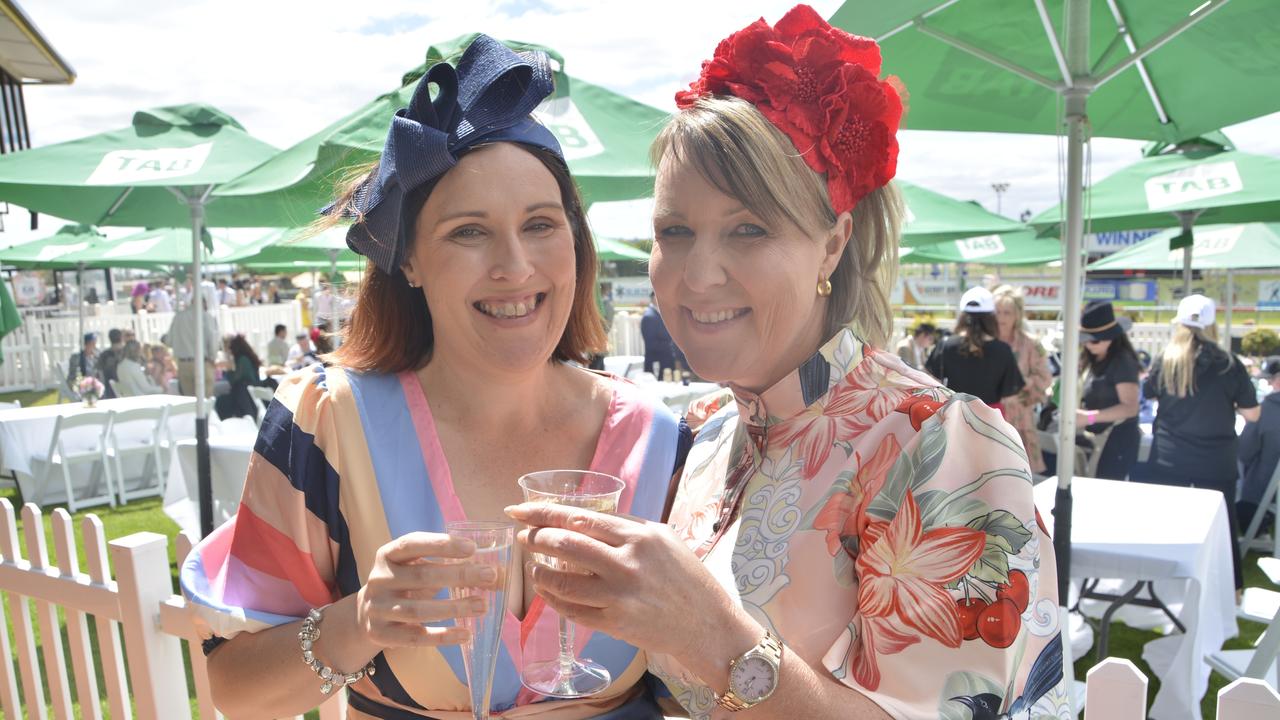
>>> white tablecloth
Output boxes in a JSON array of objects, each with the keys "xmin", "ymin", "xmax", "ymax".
[
  {"xmin": 162, "ymin": 431, "xmax": 257, "ymax": 537},
  {"xmin": 639, "ymin": 381, "xmax": 723, "ymax": 416},
  {"xmin": 1035, "ymin": 476, "xmax": 1238, "ymax": 720},
  {"xmin": 0, "ymin": 396, "xmax": 197, "ymax": 504}
]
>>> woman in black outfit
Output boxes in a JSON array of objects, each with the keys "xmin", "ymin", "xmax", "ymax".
[
  {"xmin": 1077, "ymin": 300, "xmax": 1141, "ymax": 480},
  {"xmin": 1144, "ymin": 294, "xmax": 1260, "ymax": 590},
  {"xmin": 926, "ymin": 286, "xmax": 1025, "ymax": 411}
]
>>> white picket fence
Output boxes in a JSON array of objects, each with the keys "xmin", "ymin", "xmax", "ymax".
[
  {"xmin": 0, "ymin": 302, "xmax": 305, "ymax": 394},
  {"xmin": 0, "ymin": 499, "xmax": 1276, "ymax": 719}
]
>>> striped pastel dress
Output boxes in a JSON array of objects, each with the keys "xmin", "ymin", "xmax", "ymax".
[{"xmin": 181, "ymin": 365, "xmax": 687, "ymax": 720}]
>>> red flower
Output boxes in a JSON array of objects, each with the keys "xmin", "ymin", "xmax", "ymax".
[
  {"xmin": 675, "ymin": 4, "xmax": 903, "ymax": 213},
  {"xmin": 895, "ymin": 394, "xmax": 945, "ymax": 432},
  {"xmin": 812, "ymin": 433, "xmax": 902, "ymax": 556},
  {"xmin": 856, "ymin": 490, "xmax": 987, "ymax": 648}
]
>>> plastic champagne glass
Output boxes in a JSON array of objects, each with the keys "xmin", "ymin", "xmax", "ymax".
[
  {"xmin": 446, "ymin": 521, "xmax": 515, "ymax": 720},
  {"xmin": 517, "ymin": 470, "xmax": 625, "ymax": 698}
]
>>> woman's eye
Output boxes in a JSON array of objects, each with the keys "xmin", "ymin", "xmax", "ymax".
[
  {"xmin": 525, "ymin": 220, "xmax": 556, "ymax": 234},
  {"xmin": 449, "ymin": 226, "xmax": 485, "ymax": 240},
  {"xmin": 731, "ymin": 223, "xmax": 768, "ymax": 238},
  {"xmin": 656, "ymin": 225, "xmax": 694, "ymax": 240}
]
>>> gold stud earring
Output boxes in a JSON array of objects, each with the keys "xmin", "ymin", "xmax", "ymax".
[{"xmin": 817, "ymin": 277, "xmax": 833, "ymax": 297}]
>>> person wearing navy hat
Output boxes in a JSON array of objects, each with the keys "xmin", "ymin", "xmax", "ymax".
[
  {"xmin": 183, "ymin": 35, "xmax": 686, "ymax": 720},
  {"xmin": 1144, "ymin": 295, "xmax": 1260, "ymax": 591},
  {"xmin": 1075, "ymin": 300, "xmax": 1143, "ymax": 481}
]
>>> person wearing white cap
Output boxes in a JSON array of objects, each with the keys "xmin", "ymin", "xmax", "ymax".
[
  {"xmin": 925, "ymin": 287, "xmax": 1025, "ymax": 410},
  {"xmin": 1143, "ymin": 294, "xmax": 1260, "ymax": 592}
]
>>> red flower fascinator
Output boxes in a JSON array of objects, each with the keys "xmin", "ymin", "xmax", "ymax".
[{"xmin": 676, "ymin": 4, "xmax": 904, "ymax": 214}]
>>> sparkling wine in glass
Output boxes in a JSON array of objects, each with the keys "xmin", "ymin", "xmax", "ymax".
[
  {"xmin": 446, "ymin": 521, "xmax": 515, "ymax": 720},
  {"xmin": 517, "ymin": 470, "xmax": 625, "ymax": 698}
]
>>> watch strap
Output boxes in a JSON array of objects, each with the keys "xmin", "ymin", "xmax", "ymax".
[{"xmin": 714, "ymin": 630, "xmax": 783, "ymax": 712}]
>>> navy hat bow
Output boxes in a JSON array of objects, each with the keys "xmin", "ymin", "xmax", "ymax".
[{"xmin": 337, "ymin": 34, "xmax": 562, "ymax": 273}]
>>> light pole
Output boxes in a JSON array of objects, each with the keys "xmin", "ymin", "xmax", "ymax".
[{"xmin": 991, "ymin": 182, "xmax": 1010, "ymax": 215}]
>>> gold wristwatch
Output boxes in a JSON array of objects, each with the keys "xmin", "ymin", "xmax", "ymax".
[{"xmin": 714, "ymin": 630, "xmax": 783, "ymax": 711}]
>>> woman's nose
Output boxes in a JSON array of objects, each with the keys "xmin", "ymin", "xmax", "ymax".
[
  {"xmin": 490, "ymin": 231, "xmax": 535, "ymax": 282},
  {"xmin": 681, "ymin": 237, "xmax": 728, "ymax": 293}
]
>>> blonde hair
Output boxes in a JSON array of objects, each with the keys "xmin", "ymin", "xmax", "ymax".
[
  {"xmin": 1159, "ymin": 324, "xmax": 1214, "ymax": 398},
  {"xmin": 651, "ymin": 95, "xmax": 901, "ymax": 347},
  {"xmin": 993, "ymin": 284, "xmax": 1027, "ymax": 337}
]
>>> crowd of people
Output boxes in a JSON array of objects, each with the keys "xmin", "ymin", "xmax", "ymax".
[{"xmin": 62, "ymin": 311, "xmax": 333, "ymax": 422}]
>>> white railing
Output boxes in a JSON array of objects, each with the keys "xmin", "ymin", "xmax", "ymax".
[
  {"xmin": 0, "ymin": 303, "xmax": 303, "ymax": 394},
  {"xmin": 0, "ymin": 498, "xmax": 1276, "ymax": 719},
  {"xmin": 0, "ymin": 499, "xmax": 345, "ymax": 720}
]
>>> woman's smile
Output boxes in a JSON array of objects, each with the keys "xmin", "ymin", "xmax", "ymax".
[{"xmin": 473, "ymin": 292, "xmax": 548, "ymax": 322}]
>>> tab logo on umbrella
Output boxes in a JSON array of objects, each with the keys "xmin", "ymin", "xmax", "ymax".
[
  {"xmin": 533, "ymin": 98, "xmax": 603, "ymax": 161},
  {"xmin": 86, "ymin": 142, "xmax": 213, "ymax": 185},
  {"xmin": 35, "ymin": 242, "xmax": 90, "ymax": 262},
  {"xmin": 1144, "ymin": 160, "xmax": 1242, "ymax": 211},
  {"xmin": 1163, "ymin": 224, "xmax": 1243, "ymax": 261},
  {"xmin": 954, "ymin": 234, "xmax": 1007, "ymax": 261}
]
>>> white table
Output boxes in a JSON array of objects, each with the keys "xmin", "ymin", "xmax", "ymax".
[
  {"xmin": 0, "ymin": 395, "xmax": 196, "ymax": 504},
  {"xmin": 162, "ymin": 431, "xmax": 256, "ymax": 537},
  {"xmin": 1035, "ymin": 476, "xmax": 1238, "ymax": 720},
  {"xmin": 640, "ymin": 381, "xmax": 723, "ymax": 416}
]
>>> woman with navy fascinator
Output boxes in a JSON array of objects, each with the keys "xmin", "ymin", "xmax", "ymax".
[{"xmin": 181, "ymin": 35, "xmax": 685, "ymax": 720}]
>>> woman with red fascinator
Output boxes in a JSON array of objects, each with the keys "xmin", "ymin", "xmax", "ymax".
[{"xmin": 511, "ymin": 6, "xmax": 1069, "ymax": 719}]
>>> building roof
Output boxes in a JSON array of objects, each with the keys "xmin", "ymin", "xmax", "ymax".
[{"xmin": 0, "ymin": 1, "xmax": 73, "ymax": 84}]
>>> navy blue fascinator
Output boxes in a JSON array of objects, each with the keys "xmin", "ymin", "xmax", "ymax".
[{"xmin": 337, "ymin": 34, "xmax": 563, "ymax": 274}]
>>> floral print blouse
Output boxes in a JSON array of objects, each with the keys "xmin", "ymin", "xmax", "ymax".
[{"xmin": 648, "ymin": 326, "xmax": 1069, "ymax": 719}]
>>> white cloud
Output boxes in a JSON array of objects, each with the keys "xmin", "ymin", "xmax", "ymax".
[{"xmin": 9, "ymin": 0, "xmax": 1280, "ymax": 245}]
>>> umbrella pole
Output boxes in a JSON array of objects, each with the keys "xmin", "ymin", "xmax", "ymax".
[
  {"xmin": 1225, "ymin": 268, "xmax": 1234, "ymax": 351},
  {"xmin": 1053, "ymin": 0, "xmax": 1091, "ymax": 604},
  {"xmin": 184, "ymin": 187, "xmax": 215, "ymax": 538},
  {"xmin": 76, "ymin": 262, "xmax": 85, "ymax": 349}
]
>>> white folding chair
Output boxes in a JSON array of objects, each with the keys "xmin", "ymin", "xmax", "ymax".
[
  {"xmin": 1207, "ymin": 600, "xmax": 1280, "ymax": 691},
  {"xmin": 29, "ymin": 410, "xmax": 115, "ymax": 513},
  {"xmin": 107, "ymin": 406, "xmax": 169, "ymax": 504},
  {"xmin": 248, "ymin": 384, "xmax": 275, "ymax": 425},
  {"xmin": 1241, "ymin": 460, "xmax": 1280, "ymax": 561},
  {"xmin": 52, "ymin": 359, "xmax": 80, "ymax": 403}
]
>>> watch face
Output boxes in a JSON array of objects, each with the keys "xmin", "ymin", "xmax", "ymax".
[{"xmin": 730, "ymin": 655, "xmax": 778, "ymax": 702}]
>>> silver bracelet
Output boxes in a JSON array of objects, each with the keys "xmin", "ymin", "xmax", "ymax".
[{"xmin": 298, "ymin": 607, "xmax": 377, "ymax": 695}]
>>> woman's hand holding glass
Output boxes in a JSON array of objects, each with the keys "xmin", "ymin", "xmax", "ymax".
[
  {"xmin": 355, "ymin": 532, "xmax": 501, "ymax": 650},
  {"xmin": 506, "ymin": 503, "xmax": 758, "ymax": 679}
]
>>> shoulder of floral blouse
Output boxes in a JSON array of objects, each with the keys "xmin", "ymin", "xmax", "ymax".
[{"xmin": 684, "ymin": 387, "xmax": 736, "ymax": 433}]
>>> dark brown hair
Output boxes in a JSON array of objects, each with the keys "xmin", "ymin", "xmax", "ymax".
[
  {"xmin": 325, "ymin": 143, "xmax": 606, "ymax": 374},
  {"xmin": 1080, "ymin": 332, "xmax": 1138, "ymax": 375},
  {"xmin": 955, "ymin": 312, "xmax": 999, "ymax": 357},
  {"xmin": 228, "ymin": 334, "xmax": 262, "ymax": 369}
]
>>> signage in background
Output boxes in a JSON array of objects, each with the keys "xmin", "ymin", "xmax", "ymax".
[
  {"xmin": 1259, "ymin": 280, "xmax": 1280, "ymax": 309},
  {"xmin": 897, "ymin": 278, "xmax": 961, "ymax": 306},
  {"xmin": 1144, "ymin": 160, "xmax": 1243, "ymax": 211},
  {"xmin": 1085, "ymin": 228, "xmax": 1160, "ymax": 254},
  {"xmin": 609, "ymin": 276, "xmax": 652, "ymax": 306},
  {"xmin": 1082, "ymin": 278, "xmax": 1159, "ymax": 304},
  {"xmin": 12, "ymin": 273, "xmax": 44, "ymax": 306}
]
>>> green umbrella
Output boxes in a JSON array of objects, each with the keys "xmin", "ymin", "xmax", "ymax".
[
  {"xmin": 595, "ymin": 237, "xmax": 649, "ymax": 262},
  {"xmin": 0, "ymin": 223, "xmax": 106, "ymax": 269},
  {"xmin": 54, "ymin": 227, "xmax": 279, "ymax": 269},
  {"xmin": 899, "ymin": 230, "xmax": 1061, "ymax": 265},
  {"xmin": 832, "ymin": 0, "xmax": 1280, "ymax": 621},
  {"xmin": 0, "ymin": 102, "xmax": 278, "ymax": 537},
  {"xmin": 1089, "ymin": 221, "xmax": 1280, "ymax": 350},
  {"xmin": 898, "ymin": 181, "xmax": 1025, "ymax": 245},
  {"xmin": 237, "ymin": 226, "xmax": 361, "ymax": 276},
  {"xmin": 214, "ymin": 34, "xmax": 670, "ymax": 225},
  {"xmin": 0, "ymin": 277, "xmax": 22, "ymax": 364},
  {"xmin": 1031, "ymin": 133, "xmax": 1280, "ymax": 290},
  {"xmin": 1089, "ymin": 221, "xmax": 1280, "ymax": 272}
]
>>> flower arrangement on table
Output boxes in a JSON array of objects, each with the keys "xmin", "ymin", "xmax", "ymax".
[{"xmin": 78, "ymin": 376, "xmax": 105, "ymax": 407}]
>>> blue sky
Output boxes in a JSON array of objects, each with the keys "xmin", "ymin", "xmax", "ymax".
[{"xmin": 9, "ymin": 0, "xmax": 1279, "ymax": 242}]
